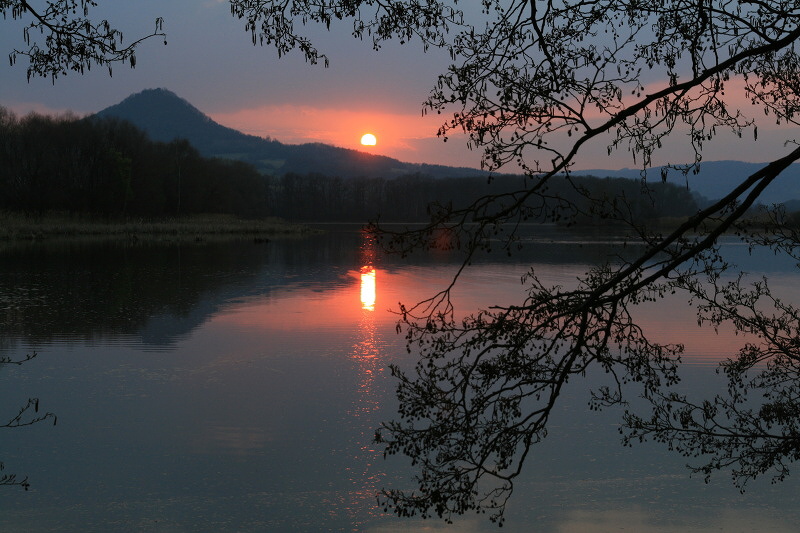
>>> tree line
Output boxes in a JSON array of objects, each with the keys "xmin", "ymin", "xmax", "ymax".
[
  {"xmin": 0, "ymin": 108, "xmax": 268, "ymax": 219},
  {"xmin": 0, "ymin": 108, "xmax": 701, "ymax": 224},
  {"xmin": 273, "ymin": 171, "xmax": 701, "ymax": 224}
]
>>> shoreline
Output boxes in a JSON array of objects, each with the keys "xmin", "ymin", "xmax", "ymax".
[{"xmin": 0, "ymin": 212, "xmax": 319, "ymax": 242}]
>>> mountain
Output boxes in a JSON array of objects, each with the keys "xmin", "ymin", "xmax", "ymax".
[
  {"xmin": 95, "ymin": 89, "xmax": 800, "ymax": 204},
  {"xmin": 578, "ymin": 161, "xmax": 800, "ymax": 205},
  {"xmin": 94, "ymin": 88, "xmax": 487, "ymax": 179}
]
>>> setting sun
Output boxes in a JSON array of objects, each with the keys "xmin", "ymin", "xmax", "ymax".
[{"xmin": 360, "ymin": 133, "xmax": 377, "ymax": 146}]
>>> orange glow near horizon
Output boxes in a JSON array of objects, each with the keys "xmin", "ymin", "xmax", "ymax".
[
  {"xmin": 208, "ymin": 104, "xmax": 449, "ymax": 162},
  {"xmin": 206, "ymin": 88, "xmax": 795, "ymax": 170},
  {"xmin": 360, "ymin": 266, "xmax": 377, "ymax": 311}
]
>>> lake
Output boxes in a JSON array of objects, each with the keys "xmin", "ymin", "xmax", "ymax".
[{"xmin": 1, "ymin": 225, "xmax": 799, "ymax": 532}]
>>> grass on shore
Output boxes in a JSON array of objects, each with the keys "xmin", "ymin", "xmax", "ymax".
[{"xmin": 0, "ymin": 212, "xmax": 318, "ymax": 241}]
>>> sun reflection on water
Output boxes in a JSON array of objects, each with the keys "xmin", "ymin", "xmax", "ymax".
[
  {"xmin": 346, "ymin": 263, "xmax": 389, "ymax": 524},
  {"xmin": 360, "ymin": 266, "xmax": 376, "ymax": 311}
]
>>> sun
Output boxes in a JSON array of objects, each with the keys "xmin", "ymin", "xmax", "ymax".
[{"xmin": 360, "ymin": 133, "xmax": 377, "ymax": 146}]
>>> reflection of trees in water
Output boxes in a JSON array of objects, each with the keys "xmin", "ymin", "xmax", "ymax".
[
  {"xmin": 0, "ymin": 241, "xmax": 249, "ymax": 345},
  {"xmin": 0, "ymin": 234, "xmax": 367, "ymax": 349}
]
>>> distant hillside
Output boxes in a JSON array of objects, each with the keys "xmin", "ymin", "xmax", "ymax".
[
  {"xmin": 579, "ymin": 161, "xmax": 800, "ymax": 205},
  {"xmin": 95, "ymin": 88, "xmax": 487, "ymax": 179},
  {"xmin": 95, "ymin": 89, "xmax": 800, "ymax": 205}
]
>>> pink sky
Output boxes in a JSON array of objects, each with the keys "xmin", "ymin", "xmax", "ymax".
[
  {"xmin": 207, "ymin": 103, "xmax": 486, "ymax": 167},
  {"xmin": 1, "ymin": 1, "xmax": 796, "ymax": 171}
]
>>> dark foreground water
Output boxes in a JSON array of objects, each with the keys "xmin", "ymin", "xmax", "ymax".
[{"xmin": 1, "ymin": 226, "xmax": 799, "ymax": 532}]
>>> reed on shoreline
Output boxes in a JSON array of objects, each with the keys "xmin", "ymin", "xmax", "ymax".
[{"xmin": 0, "ymin": 212, "xmax": 318, "ymax": 241}]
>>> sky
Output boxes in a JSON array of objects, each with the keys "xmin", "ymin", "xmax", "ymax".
[{"xmin": 0, "ymin": 1, "xmax": 795, "ymax": 171}]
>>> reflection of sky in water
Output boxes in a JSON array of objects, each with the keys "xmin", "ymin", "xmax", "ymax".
[{"xmin": 2, "ymin": 236, "xmax": 800, "ymax": 531}]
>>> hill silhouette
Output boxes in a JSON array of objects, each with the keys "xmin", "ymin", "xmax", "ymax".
[
  {"xmin": 95, "ymin": 88, "xmax": 487, "ymax": 179},
  {"xmin": 94, "ymin": 89, "xmax": 800, "ymax": 205}
]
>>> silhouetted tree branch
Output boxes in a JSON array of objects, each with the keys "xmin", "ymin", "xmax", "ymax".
[
  {"xmin": 3, "ymin": 0, "xmax": 165, "ymax": 80},
  {"xmin": 234, "ymin": 0, "xmax": 800, "ymax": 525},
  {"xmin": 1, "ymin": 352, "xmax": 57, "ymax": 490},
  {"xmin": 6, "ymin": 0, "xmax": 800, "ymax": 525}
]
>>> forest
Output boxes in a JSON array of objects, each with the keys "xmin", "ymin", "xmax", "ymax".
[
  {"xmin": 0, "ymin": 108, "xmax": 701, "ymax": 224},
  {"xmin": 0, "ymin": 108, "xmax": 268, "ymax": 218}
]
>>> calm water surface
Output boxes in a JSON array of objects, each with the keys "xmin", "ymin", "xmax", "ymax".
[{"xmin": 1, "ymin": 226, "xmax": 799, "ymax": 532}]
